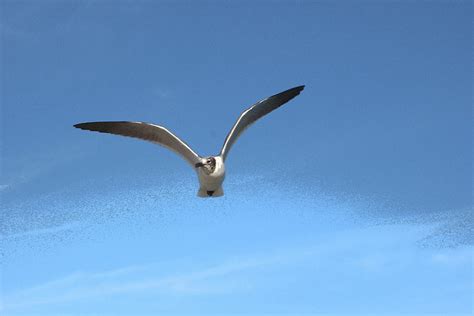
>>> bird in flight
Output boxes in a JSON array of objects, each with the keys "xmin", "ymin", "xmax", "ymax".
[{"xmin": 74, "ymin": 85, "xmax": 305, "ymax": 197}]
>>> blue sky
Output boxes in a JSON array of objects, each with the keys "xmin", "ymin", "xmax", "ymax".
[{"xmin": 1, "ymin": 1, "xmax": 472, "ymax": 315}]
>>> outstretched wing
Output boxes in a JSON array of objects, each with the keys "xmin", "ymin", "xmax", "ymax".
[
  {"xmin": 220, "ymin": 85, "xmax": 305, "ymax": 160},
  {"xmin": 74, "ymin": 121, "xmax": 201, "ymax": 167}
]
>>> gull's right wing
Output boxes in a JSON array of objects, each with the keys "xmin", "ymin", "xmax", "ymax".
[
  {"xmin": 74, "ymin": 121, "xmax": 201, "ymax": 167},
  {"xmin": 220, "ymin": 85, "xmax": 305, "ymax": 160}
]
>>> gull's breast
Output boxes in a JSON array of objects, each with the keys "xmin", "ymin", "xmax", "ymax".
[{"xmin": 198, "ymin": 158, "xmax": 225, "ymax": 190}]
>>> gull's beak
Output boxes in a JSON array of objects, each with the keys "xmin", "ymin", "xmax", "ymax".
[{"xmin": 195, "ymin": 162, "xmax": 204, "ymax": 168}]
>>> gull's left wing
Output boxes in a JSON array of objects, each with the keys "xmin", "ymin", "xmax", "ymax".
[{"xmin": 220, "ymin": 85, "xmax": 305, "ymax": 160}]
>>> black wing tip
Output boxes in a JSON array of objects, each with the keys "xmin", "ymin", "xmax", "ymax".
[
  {"xmin": 272, "ymin": 85, "xmax": 305, "ymax": 99},
  {"xmin": 291, "ymin": 85, "xmax": 305, "ymax": 93},
  {"xmin": 74, "ymin": 122, "xmax": 99, "ymax": 130},
  {"xmin": 73, "ymin": 121, "xmax": 137, "ymax": 129}
]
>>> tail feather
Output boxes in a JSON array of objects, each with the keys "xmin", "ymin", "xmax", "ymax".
[{"xmin": 197, "ymin": 187, "xmax": 224, "ymax": 198}]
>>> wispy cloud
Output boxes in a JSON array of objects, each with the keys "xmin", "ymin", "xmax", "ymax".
[
  {"xmin": 1, "ymin": 224, "xmax": 432, "ymax": 312},
  {"xmin": 2, "ymin": 143, "xmax": 87, "ymax": 194},
  {"xmin": 4, "ymin": 224, "xmax": 472, "ymax": 313},
  {"xmin": 3, "ymin": 222, "xmax": 83, "ymax": 239},
  {"xmin": 431, "ymin": 247, "xmax": 473, "ymax": 265},
  {"xmin": 3, "ymin": 253, "xmax": 283, "ymax": 311}
]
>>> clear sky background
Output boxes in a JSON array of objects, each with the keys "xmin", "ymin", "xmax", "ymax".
[{"xmin": 1, "ymin": 1, "xmax": 472, "ymax": 315}]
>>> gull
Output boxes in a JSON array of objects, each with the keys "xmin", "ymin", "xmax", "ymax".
[{"xmin": 74, "ymin": 85, "xmax": 305, "ymax": 197}]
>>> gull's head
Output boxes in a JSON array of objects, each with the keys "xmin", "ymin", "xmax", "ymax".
[{"xmin": 195, "ymin": 157, "xmax": 216, "ymax": 174}]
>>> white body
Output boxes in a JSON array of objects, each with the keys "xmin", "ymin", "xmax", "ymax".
[{"xmin": 196, "ymin": 156, "xmax": 225, "ymax": 197}]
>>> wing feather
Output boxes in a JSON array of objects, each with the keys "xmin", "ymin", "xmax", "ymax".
[
  {"xmin": 74, "ymin": 121, "xmax": 201, "ymax": 166},
  {"xmin": 220, "ymin": 85, "xmax": 305, "ymax": 160}
]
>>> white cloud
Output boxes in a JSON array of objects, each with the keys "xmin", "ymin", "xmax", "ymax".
[
  {"xmin": 3, "ymin": 252, "xmax": 284, "ymax": 311},
  {"xmin": 4, "ymin": 223, "xmax": 472, "ymax": 313},
  {"xmin": 431, "ymin": 247, "xmax": 473, "ymax": 265},
  {"xmin": 1, "ymin": 225, "xmax": 425, "ymax": 311},
  {"xmin": 3, "ymin": 222, "xmax": 83, "ymax": 239}
]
